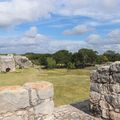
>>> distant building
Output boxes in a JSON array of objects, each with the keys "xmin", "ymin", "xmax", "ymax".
[
  {"xmin": 14, "ymin": 56, "xmax": 32, "ymax": 69},
  {"xmin": 0, "ymin": 56, "xmax": 16, "ymax": 72},
  {"xmin": 0, "ymin": 55, "xmax": 32, "ymax": 72}
]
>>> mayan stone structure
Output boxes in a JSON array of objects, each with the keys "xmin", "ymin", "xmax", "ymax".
[
  {"xmin": 90, "ymin": 61, "xmax": 120, "ymax": 120},
  {"xmin": 0, "ymin": 55, "xmax": 32, "ymax": 72},
  {"xmin": 0, "ymin": 81, "xmax": 54, "ymax": 120},
  {"xmin": 14, "ymin": 56, "xmax": 32, "ymax": 69},
  {"xmin": 0, "ymin": 55, "xmax": 16, "ymax": 72}
]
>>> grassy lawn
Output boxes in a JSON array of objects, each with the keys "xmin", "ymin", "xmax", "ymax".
[{"xmin": 0, "ymin": 68, "xmax": 91, "ymax": 106}]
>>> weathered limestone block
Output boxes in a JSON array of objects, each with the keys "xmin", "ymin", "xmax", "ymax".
[
  {"xmin": 99, "ymin": 99, "xmax": 109, "ymax": 109},
  {"xmin": 90, "ymin": 70, "xmax": 100, "ymax": 83},
  {"xmin": 111, "ymin": 73, "xmax": 120, "ymax": 83},
  {"xmin": 99, "ymin": 99, "xmax": 109, "ymax": 119},
  {"xmin": 24, "ymin": 81, "xmax": 54, "ymax": 100},
  {"xmin": 110, "ymin": 111, "xmax": 120, "ymax": 120},
  {"xmin": 0, "ymin": 86, "xmax": 29, "ymax": 113},
  {"xmin": 109, "ymin": 61, "xmax": 120, "ymax": 72},
  {"xmin": 34, "ymin": 100, "xmax": 54, "ymax": 117},
  {"xmin": 97, "ymin": 66, "xmax": 110, "ymax": 83},
  {"xmin": 109, "ymin": 83, "xmax": 120, "ymax": 93},
  {"xmin": 0, "ymin": 81, "xmax": 54, "ymax": 120},
  {"xmin": 90, "ymin": 91, "xmax": 101, "ymax": 104},
  {"xmin": 90, "ymin": 83, "xmax": 102, "ymax": 93},
  {"xmin": 91, "ymin": 66, "xmax": 110, "ymax": 83},
  {"xmin": 106, "ymin": 94, "xmax": 120, "ymax": 109},
  {"xmin": 16, "ymin": 110, "xmax": 28, "ymax": 120},
  {"xmin": 3, "ymin": 115, "xmax": 23, "ymax": 120},
  {"xmin": 90, "ymin": 83, "xmax": 109, "ymax": 94},
  {"xmin": 97, "ymin": 66, "xmax": 110, "ymax": 73}
]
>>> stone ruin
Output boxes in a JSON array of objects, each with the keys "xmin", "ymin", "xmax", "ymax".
[
  {"xmin": 90, "ymin": 61, "xmax": 120, "ymax": 120},
  {"xmin": 14, "ymin": 56, "xmax": 32, "ymax": 69},
  {"xmin": 0, "ymin": 61, "xmax": 120, "ymax": 120},
  {"xmin": 0, "ymin": 55, "xmax": 32, "ymax": 72},
  {"xmin": 0, "ymin": 55, "xmax": 16, "ymax": 72}
]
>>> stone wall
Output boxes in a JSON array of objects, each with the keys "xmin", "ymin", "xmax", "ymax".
[
  {"xmin": 90, "ymin": 61, "xmax": 120, "ymax": 120},
  {"xmin": 0, "ymin": 81, "xmax": 54, "ymax": 120}
]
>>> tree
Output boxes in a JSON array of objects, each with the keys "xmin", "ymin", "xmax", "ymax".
[
  {"xmin": 96, "ymin": 55, "xmax": 109, "ymax": 64},
  {"xmin": 46, "ymin": 57, "xmax": 56, "ymax": 69},
  {"xmin": 67, "ymin": 62, "xmax": 75, "ymax": 69},
  {"xmin": 71, "ymin": 52, "xmax": 83, "ymax": 68},
  {"xmin": 72, "ymin": 48, "xmax": 98, "ymax": 68},
  {"xmin": 25, "ymin": 53, "xmax": 51, "ymax": 66},
  {"xmin": 103, "ymin": 50, "xmax": 120, "ymax": 62},
  {"xmin": 53, "ymin": 50, "xmax": 72, "ymax": 66},
  {"xmin": 78, "ymin": 48, "xmax": 98, "ymax": 64}
]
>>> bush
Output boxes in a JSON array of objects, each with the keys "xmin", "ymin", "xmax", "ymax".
[
  {"xmin": 67, "ymin": 62, "xmax": 75, "ymax": 69},
  {"xmin": 46, "ymin": 57, "xmax": 56, "ymax": 69}
]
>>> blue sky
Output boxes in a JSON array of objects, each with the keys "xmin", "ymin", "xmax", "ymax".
[{"xmin": 0, "ymin": 0, "xmax": 120, "ymax": 54}]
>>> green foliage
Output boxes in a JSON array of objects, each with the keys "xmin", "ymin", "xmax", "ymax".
[
  {"xmin": 103, "ymin": 50, "xmax": 120, "ymax": 62},
  {"xmin": 72, "ymin": 48, "xmax": 97, "ymax": 68},
  {"xmin": 24, "ymin": 48, "xmax": 120, "ymax": 69},
  {"xmin": 25, "ymin": 53, "xmax": 51, "ymax": 66},
  {"xmin": 53, "ymin": 50, "xmax": 72, "ymax": 66},
  {"xmin": 78, "ymin": 48, "xmax": 98, "ymax": 64},
  {"xmin": 96, "ymin": 55, "xmax": 109, "ymax": 64},
  {"xmin": 46, "ymin": 57, "xmax": 56, "ymax": 69},
  {"xmin": 67, "ymin": 62, "xmax": 75, "ymax": 69}
]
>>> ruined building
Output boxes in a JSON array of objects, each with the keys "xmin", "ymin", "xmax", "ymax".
[
  {"xmin": 0, "ymin": 55, "xmax": 16, "ymax": 72},
  {"xmin": 0, "ymin": 55, "xmax": 32, "ymax": 72}
]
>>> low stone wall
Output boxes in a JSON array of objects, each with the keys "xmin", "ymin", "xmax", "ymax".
[
  {"xmin": 0, "ymin": 81, "xmax": 54, "ymax": 120},
  {"xmin": 90, "ymin": 61, "xmax": 120, "ymax": 120}
]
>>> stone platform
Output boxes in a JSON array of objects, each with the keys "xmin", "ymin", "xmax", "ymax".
[{"xmin": 53, "ymin": 100, "xmax": 101, "ymax": 120}]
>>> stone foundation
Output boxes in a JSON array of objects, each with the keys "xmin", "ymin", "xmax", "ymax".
[
  {"xmin": 90, "ymin": 61, "xmax": 120, "ymax": 120},
  {"xmin": 0, "ymin": 81, "xmax": 54, "ymax": 120}
]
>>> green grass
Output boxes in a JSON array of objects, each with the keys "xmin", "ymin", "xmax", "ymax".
[{"xmin": 0, "ymin": 68, "xmax": 90, "ymax": 106}]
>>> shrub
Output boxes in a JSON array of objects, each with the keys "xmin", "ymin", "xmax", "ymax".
[{"xmin": 46, "ymin": 57, "xmax": 56, "ymax": 69}]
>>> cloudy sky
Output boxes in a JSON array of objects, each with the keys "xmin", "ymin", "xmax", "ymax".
[{"xmin": 0, "ymin": 0, "xmax": 120, "ymax": 54}]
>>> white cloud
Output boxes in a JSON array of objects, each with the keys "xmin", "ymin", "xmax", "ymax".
[
  {"xmin": 63, "ymin": 25, "xmax": 94, "ymax": 35},
  {"xmin": 58, "ymin": 0, "xmax": 120, "ymax": 21},
  {"xmin": 0, "ymin": 0, "xmax": 120, "ymax": 27},
  {"xmin": 0, "ymin": 0, "xmax": 56, "ymax": 27},
  {"xmin": 108, "ymin": 29, "xmax": 120, "ymax": 39},
  {"xmin": 0, "ymin": 26, "xmax": 48, "ymax": 47},
  {"xmin": 86, "ymin": 34, "xmax": 102, "ymax": 45},
  {"xmin": 0, "ymin": 26, "xmax": 88, "ymax": 53},
  {"xmin": 0, "ymin": 27, "xmax": 120, "ymax": 54},
  {"xmin": 85, "ymin": 29, "xmax": 120, "ymax": 52}
]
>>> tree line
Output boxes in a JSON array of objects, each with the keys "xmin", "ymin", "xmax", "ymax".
[{"xmin": 24, "ymin": 48, "xmax": 120, "ymax": 69}]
